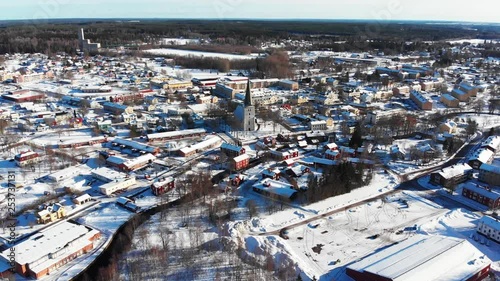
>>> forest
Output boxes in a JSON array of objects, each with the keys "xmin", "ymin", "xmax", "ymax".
[{"xmin": 0, "ymin": 19, "xmax": 499, "ymax": 55}]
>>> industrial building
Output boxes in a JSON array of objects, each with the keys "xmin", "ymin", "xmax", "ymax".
[
  {"xmin": 346, "ymin": 235, "xmax": 491, "ymax": 281},
  {"xmin": 0, "ymin": 221, "xmax": 100, "ymax": 279}
]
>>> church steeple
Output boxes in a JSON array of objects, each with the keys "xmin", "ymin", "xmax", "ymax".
[{"xmin": 244, "ymin": 79, "xmax": 253, "ymax": 106}]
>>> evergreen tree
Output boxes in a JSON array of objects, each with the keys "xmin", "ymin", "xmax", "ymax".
[
  {"xmin": 349, "ymin": 125, "xmax": 363, "ymax": 148},
  {"xmin": 488, "ymin": 127, "xmax": 495, "ymax": 137}
]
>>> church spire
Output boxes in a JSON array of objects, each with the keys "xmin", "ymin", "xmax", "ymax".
[{"xmin": 244, "ymin": 78, "xmax": 253, "ymax": 106}]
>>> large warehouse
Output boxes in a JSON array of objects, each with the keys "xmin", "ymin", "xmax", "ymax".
[
  {"xmin": 0, "ymin": 221, "xmax": 100, "ymax": 279},
  {"xmin": 346, "ymin": 235, "xmax": 491, "ymax": 281}
]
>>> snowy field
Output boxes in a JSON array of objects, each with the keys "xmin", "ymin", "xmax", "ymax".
[
  {"xmin": 235, "ymin": 190, "xmax": 499, "ymax": 280},
  {"xmin": 457, "ymin": 113, "xmax": 500, "ymax": 130},
  {"xmin": 446, "ymin": 39, "xmax": 500, "ymax": 45},
  {"xmin": 144, "ymin": 48, "xmax": 257, "ymax": 60},
  {"xmin": 239, "ymin": 170, "xmax": 397, "ymax": 234}
]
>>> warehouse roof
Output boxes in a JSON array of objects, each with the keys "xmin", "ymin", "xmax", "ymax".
[{"xmin": 348, "ymin": 235, "xmax": 490, "ymax": 281}]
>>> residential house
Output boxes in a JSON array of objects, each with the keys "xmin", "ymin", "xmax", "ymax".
[
  {"xmin": 462, "ymin": 182, "xmax": 500, "ymax": 209},
  {"xmin": 438, "ymin": 121, "xmax": 458, "ymax": 134},
  {"xmin": 231, "ymin": 154, "xmax": 250, "ymax": 171},
  {"xmin": 477, "ymin": 216, "xmax": 500, "ymax": 243},
  {"xmin": 151, "ymin": 177, "xmax": 175, "ymax": 196},
  {"xmin": 309, "ymin": 120, "xmax": 327, "ymax": 131},
  {"xmin": 451, "ymin": 88, "xmax": 470, "ymax": 102},
  {"xmin": 481, "ymin": 136, "xmax": 500, "ymax": 153},
  {"xmin": 478, "ymin": 163, "xmax": 500, "ymax": 186},
  {"xmin": 221, "ymin": 143, "xmax": 246, "ymax": 158},
  {"xmin": 262, "ymin": 168, "xmax": 281, "ymax": 180},
  {"xmin": 430, "ymin": 163, "xmax": 472, "ymax": 189},
  {"xmin": 36, "ymin": 203, "xmax": 66, "ymax": 224},
  {"xmin": 410, "ymin": 90, "xmax": 432, "ymax": 110},
  {"xmin": 440, "ymin": 94, "xmax": 460, "ymax": 108},
  {"xmin": 468, "ymin": 148, "xmax": 494, "ymax": 169}
]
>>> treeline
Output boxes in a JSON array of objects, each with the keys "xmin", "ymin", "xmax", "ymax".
[
  {"xmin": 0, "ymin": 20, "xmax": 498, "ymax": 55},
  {"xmin": 144, "ymin": 50, "xmax": 293, "ymax": 78},
  {"xmin": 305, "ymin": 162, "xmax": 373, "ymax": 204}
]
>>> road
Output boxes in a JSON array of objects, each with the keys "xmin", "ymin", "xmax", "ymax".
[{"xmin": 399, "ymin": 130, "xmax": 484, "ymax": 181}]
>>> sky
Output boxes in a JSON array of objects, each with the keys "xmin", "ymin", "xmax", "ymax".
[{"xmin": 0, "ymin": 0, "xmax": 499, "ymax": 23}]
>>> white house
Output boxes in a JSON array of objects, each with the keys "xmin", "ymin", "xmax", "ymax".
[{"xmin": 477, "ymin": 215, "xmax": 500, "ymax": 243}]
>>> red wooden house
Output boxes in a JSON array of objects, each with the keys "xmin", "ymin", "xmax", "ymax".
[
  {"xmin": 151, "ymin": 177, "xmax": 175, "ymax": 196},
  {"xmin": 231, "ymin": 154, "xmax": 250, "ymax": 171}
]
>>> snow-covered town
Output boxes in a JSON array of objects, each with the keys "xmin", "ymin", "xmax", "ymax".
[{"xmin": 0, "ymin": 21, "xmax": 498, "ymax": 281}]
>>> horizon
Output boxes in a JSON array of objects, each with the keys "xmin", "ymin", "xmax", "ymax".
[
  {"xmin": 1, "ymin": 0, "xmax": 499, "ymax": 24},
  {"xmin": 1, "ymin": 18, "xmax": 499, "ymax": 26}
]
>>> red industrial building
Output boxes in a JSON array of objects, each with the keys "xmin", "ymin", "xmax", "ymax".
[
  {"xmin": 58, "ymin": 136, "xmax": 107, "ymax": 149},
  {"xmin": 347, "ymin": 235, "xmax": 491, "ymax": 281},
  {"xmin": 0, "ymin": 221, "xmax": 100, "ymax": 279},
  {"xmin": 2, "ymin": 90, "xmax": 45, "ymax": 103}
]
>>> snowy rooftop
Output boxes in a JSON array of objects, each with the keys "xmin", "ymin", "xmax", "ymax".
[
  {"xmin": 124, "ymin": 153, "xmax": 157, "ymax": 167},
  {"xmin": 253, "ymin": 179, "xmax": 297, "ymax": 199},
  {"xmin": 462, "ymin": 182, "xmax": 500, "ymax": 200},
  {"xmin": 92, "ymin": 167, "xmax": 128, "ymax": 182},
  {"xmin": 347, "ymin": 235, "xmax": 491, "ymax": 281},
  {"xmin": 478, "ymin": 215, "xmax": 500, "ymax": 231},
  {"xmin": 1, "ymin": 221, "xmax": 94, "ymax": 266},
  {"xmin": 410, "ymin": 90, "xmax": 431, "ymax": 104},
  {"xmin": 233, "ymin": 153, "xmax": 250, "ymax": 162},
  {"xmin": 482, "ymin": 135, "xmax": 500, "ymax": 150},
  {"xmin": 146, "ymin": 128, "xmax": 206, "ymax": 140},
  {"xmin": 112, "ymin": 138, "xmax": 157, "ymax": 153},
  {"xmin": 221, "ymin": 142, "xmax": 244, "ymax": 152},
  {"xmin": 452, "ymin": 88, "xmax": 467, "ymax": 96},
  {"xmin": 480, "ymin": 163, "xmax": 500, "ymax": 175},
  {"xmin": 179, "ymin": 136, "xmax": 222, "ymax": 154},
  {"xmin": 469, "ymin": 148, "xmax": 494, "ymax": 163},
  {"xmin": 152, "ymin": 177, "xmax": 174, "ymax": 188},
  {"xmin": 441, "ymin": 93, "xmax": 457, "ymax": 101},
  {"xmin": 436, "ymin": 163, "xmax": 472, "ymax": 179}
]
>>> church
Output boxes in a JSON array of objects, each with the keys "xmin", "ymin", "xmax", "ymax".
[{"xmin": 234, "ymin": 79, "xmax": 256, "ymax": 131}]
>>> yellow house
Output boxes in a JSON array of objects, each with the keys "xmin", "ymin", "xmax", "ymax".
[
  {"xmin": 163, "ymin": 80, "xmax": 193, "ymax": 90},
  {"xmin": 150, "ymin": 77, "xmax": 193, "ymax": 90},
  {"xmin": 438, "ymin": 121, "xmax": 458, "ymax": 134},
  {"xmin": 290, "ymin": 94, "xmax": 308, "ymax": 105},
  {"xmin": 37, "ymin": 203, "xmax": 66, "ymax": 224}
]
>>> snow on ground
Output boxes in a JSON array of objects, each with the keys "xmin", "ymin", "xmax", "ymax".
[
  {"xmin": 119, "ymin": 201, "xmax": 278, "ymax": 280},
  {"xmin": 30, "ymin": 128, "xmax": 95, "ymax": 146},
  {"xmin": 241, "ymin": 170, "xmax": 397, "ymax": 234},
  {"xmin": 446, "ymin": 39, "xmax": 500, "ymax": 45},
  {"xmin": 79, "ymin": 202, "xmax": 133, "ymax": 235},
  {"xmin": 456, "ymin": 113, "xmax": 500, "ymax": 130},
  {"xmin": 417, "ymin": 176, "xmax": 490, "ymax": 212},
  {"xmin": 235, "ymin": 190, "xmax": 453, "ymax": 280},
  {"xmin": 392, "ymin": 137, "xmax": 432, "ymax": 152},
  {"xmin": 144, "ymin": 48, "xmax": 257, "ymax": 60}
]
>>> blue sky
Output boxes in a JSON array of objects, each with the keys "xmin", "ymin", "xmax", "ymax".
[{"xmin": 1, "ymin": 0, "xmax": 499, "ymax": 23}]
